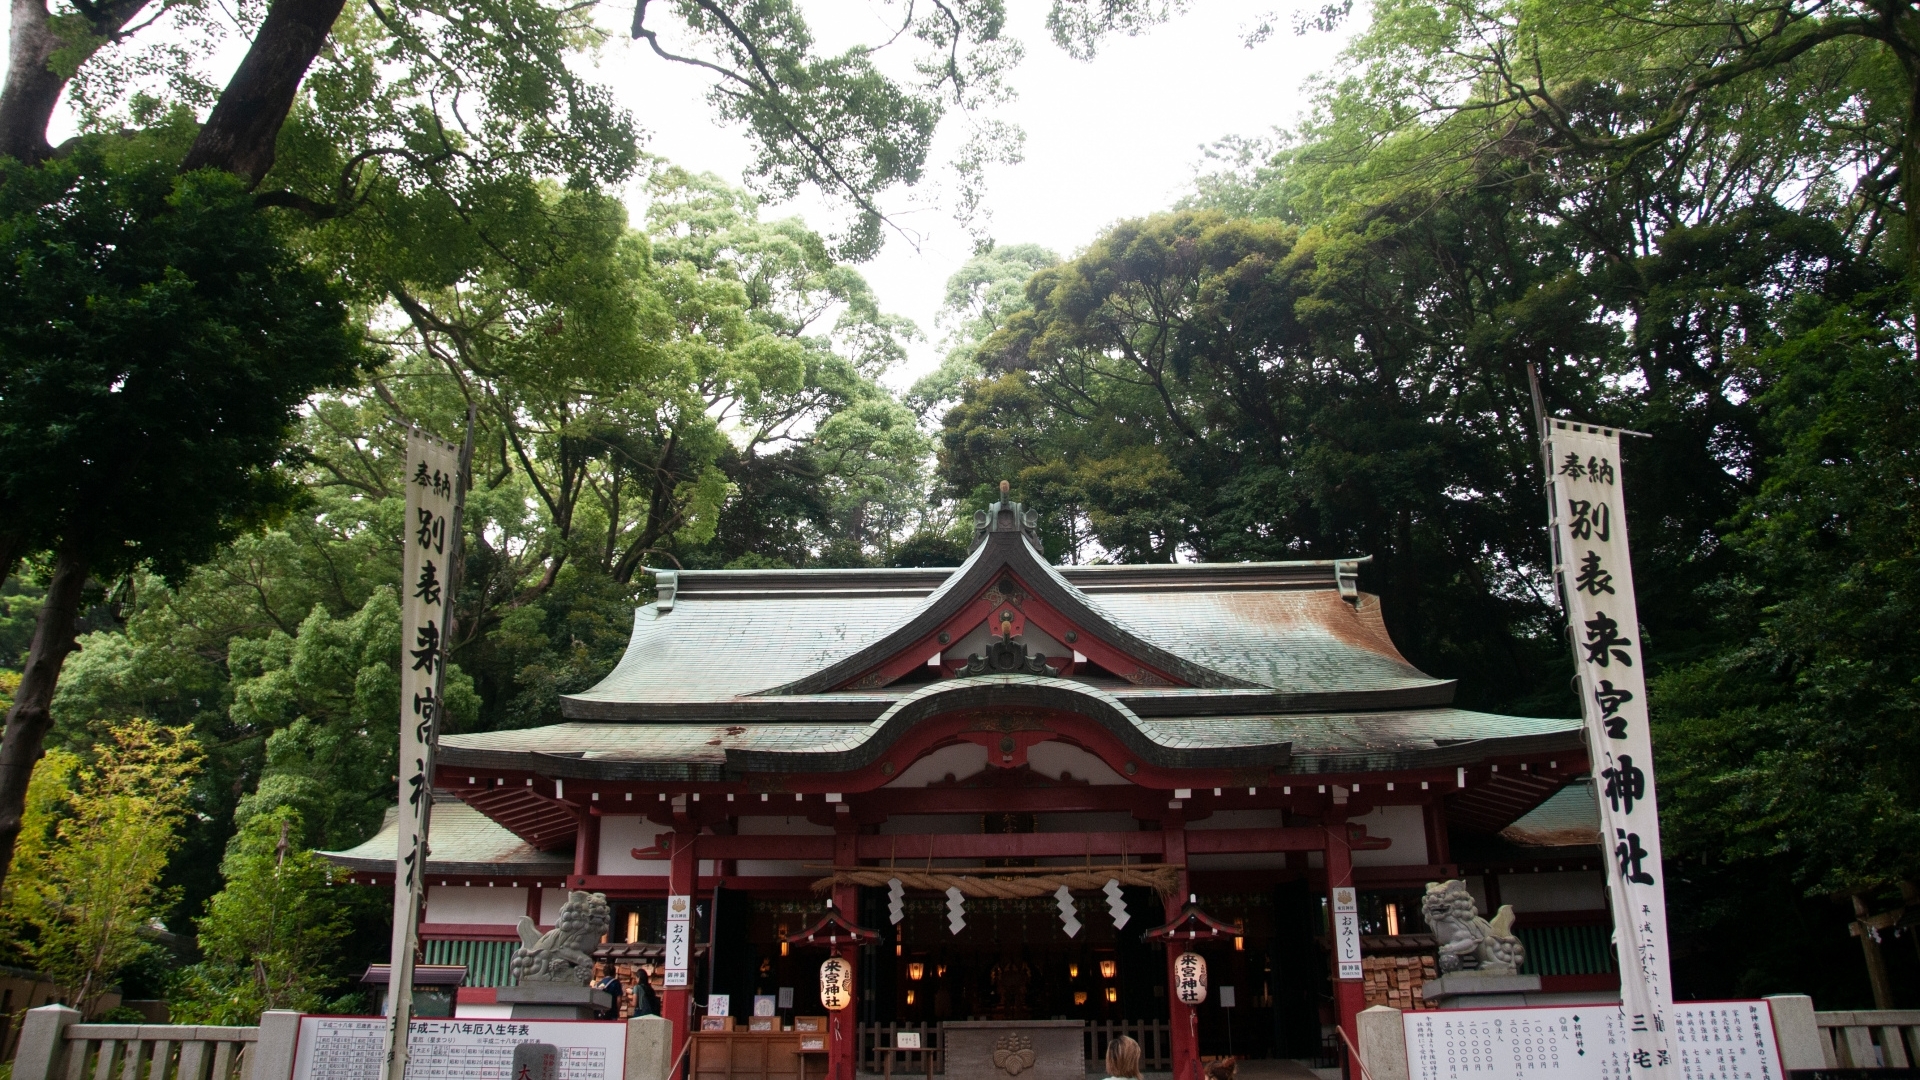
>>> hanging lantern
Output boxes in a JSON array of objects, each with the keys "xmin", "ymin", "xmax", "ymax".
[
  {"xmin": 907, "ymin": 963, "xmax": 925, "ymax": 981},
  {"xmin": 1099, "ymin": 959, "xmax": 1117, "ymax": 979},
  {"xmin": 1174, "ymin": 951, "xmax": 1207, "ymax": 1005},
  {"xmin": 819, "ymin": 956, "xmax": 854, "ymax": 1011}
]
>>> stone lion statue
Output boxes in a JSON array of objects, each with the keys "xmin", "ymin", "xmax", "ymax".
[
  {"xmin": 1422, "ymin": 879, "xmax": 1524, "ymax": 974},
  {"xmin": 511, "ymin": 890, "xmax": 610, "ymax": 985}
]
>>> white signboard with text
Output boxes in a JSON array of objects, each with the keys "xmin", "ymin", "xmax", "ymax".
[
  {"xmin": 664, "ymin": 894, "xmax": 692, "ymax": 987},
  {"xmin": 296, "ymin": 1016, "xmax": 627, "ymax": 1080},
  {"xmin": 1333, "ymin": 886, "xmax": 1362, "ymax": 980},
  {"xmin": 1404, "ymin": 1000, "xmax": 1782, "ymax": 1080}
]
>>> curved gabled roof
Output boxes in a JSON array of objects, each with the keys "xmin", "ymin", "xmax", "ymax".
[{"xmin": 560, "ymin": 498, "xmax": 1454, "ymax": 719}]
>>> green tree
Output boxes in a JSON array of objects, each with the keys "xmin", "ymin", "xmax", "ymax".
[
  {"xmin": 6, "ymin": 718, "xmax": 201, "ymax": 1017},
  {"xmin": 0, "ymin": 149, "xmax": 364, "ymax": 895},
  {"xmin": 172, "ymin": 806, "xmax": 355, "ymax": 1023}
]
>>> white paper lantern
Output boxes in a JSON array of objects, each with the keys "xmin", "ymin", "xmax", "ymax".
[
  {"xmin": 1173, "ymin": 951, "xmax": 1207, "ymax": 1005},
  {"xmin": 819, "ymin": 956, "xmax": 854, "ymax": 1011}
]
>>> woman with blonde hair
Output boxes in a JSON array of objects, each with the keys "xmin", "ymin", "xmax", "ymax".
[{"xmin": 1104, "ymin": 1036, "xmax": 1142, "ymax": 1080}]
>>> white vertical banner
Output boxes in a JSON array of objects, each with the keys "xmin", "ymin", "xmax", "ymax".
[
  {"xmin": 1332, "ymin": 885, "xmax": 1362, "ymax": 980},
  {"xmin": 1543, "ymin": 419, "xmax": 1674, "ymax": 1080},
  {"xmin": 384, "ymin": 428, "xmax": 467, "ymax": 1080},
  {"xmin": 665, "ymin": 894, "xmax": 692, "ymax": 987}
]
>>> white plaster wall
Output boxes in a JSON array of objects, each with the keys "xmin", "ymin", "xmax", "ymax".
[
  {"xmin": 598, "ymin": 815, "xmax": 720, "ymax": 876},
  {"xmin": 879, "ymin": 814, "xmax": 985, "ymax": 834},
  {"xmin": 1025, "ymin": 742, "xmax": 1128, "ymax": 785},
  {"xmin": 1348, "ymin": 805, "xmax": 1429, "ymax": 867},
  {"xmin": 886, "ymin": 743, "xmax": 987, "ymax": 787},
  {"xmin": 1187, "ymin": 809, "xmax": 1287, "ymax": 830},
  {"xmin": 426, "ymin": 885, "xmax": 525, "ymax": 926},
  {"xmin": 737, "ymin": 816, "xmax": 836, "ymax": 835},
  {"xmin": 1494, "ymin": 871, "xmax": 1608, "ymax": 913},
  {"xmin": 734, "ymin": 814, "xmax": 833, "ymax": 877},
  {"xmin": 735, "ymin": 860, "xmax": 811, "ymax": 876},
  {"xmin": 599, "ymin": 815, "xmax": 669, "ymax": 876},
  {"xmin": 1035, "ymin": 812, "xmax": 1136, "ymax": 833},
  {"xmin": 540, "ymin": 887, "xmax": 567, "ymax": 924}
]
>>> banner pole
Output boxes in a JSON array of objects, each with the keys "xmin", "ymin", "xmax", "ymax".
[{"xmin": 382, "ymin": 407, "xmax": 475, "ymax": 1080}]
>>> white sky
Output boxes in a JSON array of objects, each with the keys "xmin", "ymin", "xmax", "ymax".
[
  {"xmin": 584, "ymin": 0, "xmax": 1361, "ymax": 384},
  {"xmin": 9, "ymin": 0, "xmax": 1362, "ymax": 383}
]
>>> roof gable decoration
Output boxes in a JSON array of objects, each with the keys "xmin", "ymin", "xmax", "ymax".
[{"xmin": 763, "ymin": 491, "xmax": 1259, "ymax": 696}]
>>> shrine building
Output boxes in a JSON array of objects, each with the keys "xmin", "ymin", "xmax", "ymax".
[{"xmin": 324, "ymin": 494, "xmax": 1620, "ymax": 1080}]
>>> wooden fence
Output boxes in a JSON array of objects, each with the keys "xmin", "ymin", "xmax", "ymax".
[{"xmin": 1814, "ymin": 1009, "xmax": 1920, "ymax": 1069}]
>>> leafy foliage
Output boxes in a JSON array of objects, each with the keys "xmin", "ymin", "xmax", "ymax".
[
  {"xmin": 172, "ymin": 807, "xmax": 358, "ymax": 1023},
  {"xmin": 3, "ymin": 719, "xmax": 201, "ymax": 1016}
]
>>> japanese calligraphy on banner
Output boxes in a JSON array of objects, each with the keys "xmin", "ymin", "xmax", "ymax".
[
  {"xmin": 664, "ymin": 894, "xmax": 692, "ymax": 987},
  {"xmin": 1333, "ymin": 886, "xmax": 1362, "ymax": 981},
  {"xmin": 1401, "ymin": 999, "xmax": 1782, "ymax": 1080},
  {"xmin": 385, "ymin": 429, "xmax": 467, "ymax": 1080},
  {"xmin": 1543, "ymin": 420, "xmax": 1673, "ymax": 1080}
]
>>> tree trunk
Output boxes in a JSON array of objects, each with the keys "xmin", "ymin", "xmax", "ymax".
[
  {"xmin": 1, "ymin": 0, "xmax": 77, "ymax": 164},
  {"xmin": 2, "ymin": 0, "xmax": 159, "ymax": 166},
  {"xmin": 0, "ymin": 543, "xmax": 87, "ymax": 895},
  {"xmin": 178, "ymin": 0, "xmax": 349, "ymax": 184}
]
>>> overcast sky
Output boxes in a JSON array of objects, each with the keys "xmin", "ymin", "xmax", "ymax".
[{"xmin": 594, "ymin": 1, "xmax": 1362, "ymax": 384}]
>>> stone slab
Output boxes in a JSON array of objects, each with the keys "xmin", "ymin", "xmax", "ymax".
[
  {"xmin": 942, "ymin": 1021, "xmax": 1084, "ymax": 1080},
  {"xmin": 497, "ymin": 984, "xmax": 613, "ymax": 1019},
  {"xmin": 1421, "ymin": 972, "xmax": 1542, "ymax": 1005}
]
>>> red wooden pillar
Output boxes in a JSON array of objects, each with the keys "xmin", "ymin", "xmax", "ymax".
[
  {"xmin": 1325, "ymin": 823, "xmax": 1365, "ymax": 1067},
  {"xmin": 827, "ymin": 829, "xmax": 860, "ymax": 1080},
  {"xmin": 1163, "ymin": 823, "xmax": 1198, "ymax": 1080},
  {"xmin": 663, "ymin": 833, "xmax": 697, "ymax": 1080}
]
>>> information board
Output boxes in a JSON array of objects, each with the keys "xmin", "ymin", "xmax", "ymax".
[
  {"xmin": 293, "ymin": 1016, "xmax": 628, "ymax": 1080},
  {"xmin": 1403, "ymin": 1000, "xmax": 1782, "ymax": 1080}
]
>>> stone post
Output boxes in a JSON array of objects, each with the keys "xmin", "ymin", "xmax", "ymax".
[
  {"xmin": 1765, "ymin": 994, "xmax": 1826, "ymax": 1072},
  {"xmin": 627, "ymin": 1014, "xmax": 674, "ymax": 1080},
  {"xmin": 251, "ymin": 1010, "xmax": 304, "ymax": 1080},
  {"xmin": 1356, "ymin": 1006, "xmax": 1409, "ymax": 1080},
  {"xmin": 10, "ymin": 1004, "xmax": 79, "ymax": 1080}
]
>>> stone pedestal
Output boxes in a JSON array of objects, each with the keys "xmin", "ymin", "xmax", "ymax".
[
  {"xmin": 497, "ymin": 984, "xmax": 614, "ymax": 1019},
  {"xmin": 940, "ymin": 1020, "xmax": 1083, "ymax": 1080},
  {"xmin": 1422, "ymin": 972, "xmax": 1543, "ymax": 1008}
]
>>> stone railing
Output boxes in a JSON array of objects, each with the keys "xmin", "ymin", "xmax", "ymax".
[
  {"xmin": 11, "ymin": 1005, "xmax": 677, "ymax": 1080},
  {"xmin": 11, "ymin": 1007, "xmax": 299, "ymax": 1080},
  {"xmin": 1350, "ymin": 995, "xmax": 1881, "ymax": 1080},
  {"xmin": 1813, "ymin": 1009, "xmax": 1920, "ymax": 1070}
]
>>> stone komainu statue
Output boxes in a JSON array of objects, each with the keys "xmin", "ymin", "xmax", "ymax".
[
  {"xmin": 1422, "ymin": 879, "xmax": 1525, "ymax": 974},
  {"xmin": 511, "ymin": 890, "xmax": 610, "ymax": 985}
]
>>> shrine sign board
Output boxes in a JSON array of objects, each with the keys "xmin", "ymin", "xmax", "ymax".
[
  {"xmin": 294, "ymin": 1016, "xmax": 628, "ymax": 1080},
  {"xmin": 1403, "ymin": 1000, "xmax": 1783, "ymax": 1080}
]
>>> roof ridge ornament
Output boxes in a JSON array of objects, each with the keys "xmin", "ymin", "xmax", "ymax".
[{"xmin": 973, "ymin": 479, "xmax": 1042, "ymax": 551}]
